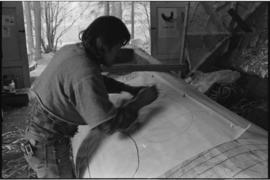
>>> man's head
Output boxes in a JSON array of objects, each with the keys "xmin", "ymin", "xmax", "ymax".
[{"xmin": 80, "ymin": 16, "xmax": 130, "ymax": 67}]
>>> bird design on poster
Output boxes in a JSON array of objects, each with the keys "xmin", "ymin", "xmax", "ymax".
[
  {"xmin": 158, "ymin": 8, "xmax": 179, "ymax": 38},
  {"xmin": 161, "ymin": 12, "xmax": 175, "ymax": 23}
]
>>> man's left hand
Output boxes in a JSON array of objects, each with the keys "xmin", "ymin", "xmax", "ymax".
[{"xmin": 124, "ymin": 85, "xmax": 146, "ymax": 96}]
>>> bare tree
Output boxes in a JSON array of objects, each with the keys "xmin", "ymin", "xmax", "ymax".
[
  {"xmin": 138, "ymin": 2, "xmax": 150, "ymax": 36},
  {"xmin": 81, "ymin": 2, "xmax": 105, "ymax": 18},
  {"xmin": 33, "ymin": 1, "xmax": 42, "ymax": 60},
  {"xmin": 41, "ymin": 2, "xmax": 91, "ymax": 53},
  {"xmin": 137, "ymin": 2, "xmax": 151, "ymax": 53}
]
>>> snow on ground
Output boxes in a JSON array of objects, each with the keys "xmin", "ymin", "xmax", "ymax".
[
  {"xmin": 29, "ymin": 53, "xmax": 54, "ymax": 85},
  {"xmin": 30, "ymin": 53, "xmax": 54, "ymax": 77}
]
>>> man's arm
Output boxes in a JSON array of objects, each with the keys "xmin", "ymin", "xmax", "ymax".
[
  {"xmin": 102, "ymin": 75, "xmax": 144, "ymax": 96},
  {"xmin": 75, "ymin": 86, "xmax": 158, "ymax": 177},
  {"xmin": 98, "ymin": 85, "xmax": 159, "ymax": 133}
]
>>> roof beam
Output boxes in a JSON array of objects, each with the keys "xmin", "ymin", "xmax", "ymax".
[{"xmin": 102, "ymin": 64, "xmax": 185, "ymax": 73}]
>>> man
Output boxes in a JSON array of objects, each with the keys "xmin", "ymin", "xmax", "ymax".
[{"xmin": 22, "ymin": 16, "xmax": 158, "ymax": 178}]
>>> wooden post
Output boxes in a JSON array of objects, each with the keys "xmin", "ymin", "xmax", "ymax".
[
  {"xmin": 104, "ymin": 2, "xmax": 110, "ymax": 15},
  {"xmin": 178, "ymin": 2, "xmax": 190, "ymax": 77},
  {"xmin": 23, "ymin": 2, "xmax": 35, "ymax": 63},
  {"xmin": 33, "ymin": 1, "xmax": 41, "ymax": 60},
  {"xmin": 131, "ymin": 2, "xmax": 135, "ymax": 39}
]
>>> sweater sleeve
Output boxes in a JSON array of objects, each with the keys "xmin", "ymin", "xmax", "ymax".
[
  {"xmin": 102, "ymin": 75, "xmax": 143, "ymax": 95},
  {"xmin": 74, "ymin": 73, "xmax": 117, "ymax": 129},
  {"xmin": 102, "ymin": 75, "xmax": 125, "ymax": 93}
]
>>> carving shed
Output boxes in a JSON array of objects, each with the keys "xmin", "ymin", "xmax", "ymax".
[{"xmin": 1, "ymin": 1, "xmax": 268, "ymax": 178}]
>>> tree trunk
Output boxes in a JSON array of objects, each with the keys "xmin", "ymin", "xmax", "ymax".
[
  {"xmin": 131, "ymin": 2, "xmax": 135, "ymax": 39},
  {"xmin": 23, "ymin": 2, "xmax": 35, "ymax": 62},
  {"xmin": 33, "ymin": 1, "xmax": 42, "ymax": 60},
  {"xmin": 141, "ymin": 2, "xmax": 150, "ymax": 39},
  {"xmin": 104, "ymin": 2, "xmax": 110, "ymax": 15},
  {"xmin": 111, "ymin": 2, "xmax": 122, "ymax": 19},
  {"xmin": 45, "ymin": 2, "xmax": 53, "ymax": 52}
]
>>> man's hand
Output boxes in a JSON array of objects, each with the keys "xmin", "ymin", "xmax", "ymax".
[
  {"xmin": 126, "ymin": 85, "xmax": 159, "ymax": 112},
  {"xmin": 115, "ymin": 106, "xmax": 138, "ymax": 131},
  {"xmin": 104, "ymin": 85, "xmax": 159, "ymax": 133},
  {"xmin": 123, "ymin": 85, "xmax": 146, "ymax": 96}
]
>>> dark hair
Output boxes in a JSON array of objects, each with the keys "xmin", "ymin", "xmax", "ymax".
[{"xmin": 79, "ymin": 16, "xmax": 130, "ymax": 60}]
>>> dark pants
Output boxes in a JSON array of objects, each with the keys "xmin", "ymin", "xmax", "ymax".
[{"xmin": 24, "ymin": 97, "xmax": 77, "ymax": 178}]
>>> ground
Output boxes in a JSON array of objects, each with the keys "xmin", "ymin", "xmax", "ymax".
[
  {"xmin": 2, "ymin": 53, "xmax": 53, "ymax": 178},
  {"xmin": 2, "ymin": 105, "xmax": 36, "ymax": 178}
]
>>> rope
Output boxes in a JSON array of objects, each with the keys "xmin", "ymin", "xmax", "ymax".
[
  {"xmin": 82, "ymin": 131, "xmax": 140, "ymax": 178},
  {"xmin": 122, "ymin": 132, "xmax": 140, "ymax": 178}
]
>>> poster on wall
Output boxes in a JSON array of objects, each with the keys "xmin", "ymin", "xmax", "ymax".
[
  {"xmin": 2, "ymin": 15, "xmax": 15, "ymax": 26},
  {"xmin": 2, "ymin": 26, "xmax": 11, "ymax": 38},
  {"xmin": 158, "ymin": 8, "xmax": 180, "ymax": 38},
  {"xmin": 2, "ymin": 15, "xmax": 15, "ymax": 38}
]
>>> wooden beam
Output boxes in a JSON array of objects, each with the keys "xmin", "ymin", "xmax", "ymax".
[
  {"xmin": 102, "ymin": 64, "xmax": 185, "ymax": 73},
  {"xmin": 179, "ymin": 2, "xmax": 190, "ymax": 65}
]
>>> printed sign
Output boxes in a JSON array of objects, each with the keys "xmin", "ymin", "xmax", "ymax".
[
  {"xmin": 158, "ymin": 8, "xmax": 179, "ymax": 38},
  {"xmin": 2, "ymin": 15, "xmax": 15, "ymax": 26},
  {"xmin": 2, "ymin": 26, "xmax": 11, "ymax": 38}
]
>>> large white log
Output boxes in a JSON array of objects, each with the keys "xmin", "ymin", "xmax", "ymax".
[{"xmin": 71, "ymin": 48, "xmax": 267, "ymax": 178}]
